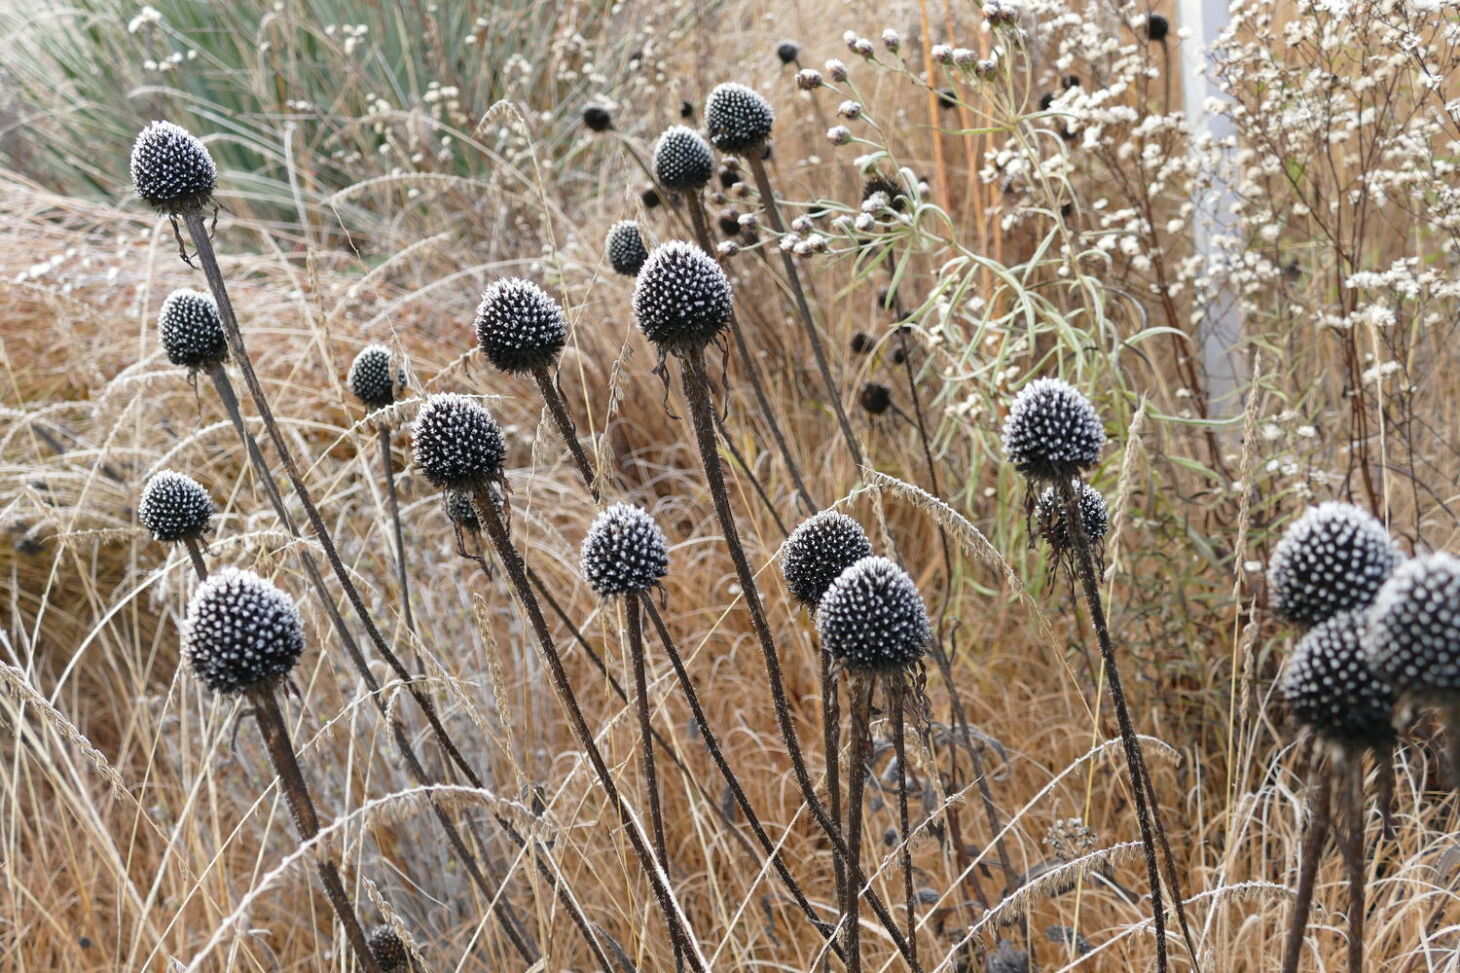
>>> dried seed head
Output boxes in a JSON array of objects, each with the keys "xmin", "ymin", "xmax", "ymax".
[
  {"xmin": 1268, "ymin": 502, "xmax": 1401, "ymax": 628},
  {"xmin": 411, "ymin": 393, "xmax": 506, "ymax": 491},
  {"xmin": 347, "ymin": 344, "xmax": 402, "ymax": 410},
  {"xmin": 138, "ymin": 469, "xmax": 214, "ymax": 543},
  {"xmin": 776, "ymin": 41, "xmax": 800, "ymax": 64},
  {"xmin": 816, "ymin": 556, "xmax": 931, "ymax": 671},
  {"xmin": 580, "ymin": 503, "xmax": 670, "ymax": 597},
  {"xmin": 641, "ymin": 187, "xmax": 663, "ymax": 209},
  {"xmin": 1001, "ymin": 378, "xmax": 1105, "ymax": 482},
  {"xmin": 1036, "ymin": 482, "xmax": 1108, "ymax": 552},
  {"xmin": 632, "ymin": 241, "xmax": 733, "ymax": 353},
  {"xmin": 130, "ymin": 121, "xmax": 217, "ymax": 213},
  {"xmin": 1146, "ymin": 13, "xmax": 1170, "ymax": 42},
  {"xmin": 705, "ymin": 82, "xmax": 775, "ymax": 153},
  {"xmin": 781, "ymin": 510, "xmax": 874, "ymax": 607},
  {"xmin": 1366, "ymin": 553, "xmax": 1460, "ymax": 699},
  {"xmin": 859, "ymin": 382, "xmax": 891, "ymax": 415},
  {"xmin": 653, "ymin": 125, "xmax": 714, "ymax": 192},
  {"xmin": 1282, "ymin": 610, "xmax": 1396, "ymax": 749},
  {"xmin": 474, "ymin": 278, "xmax": 567, "ymax": 374},
  {"xmin": 183, "ymin": 567, "xmax": 304, "ymax": 695},
  {"xmin": 680, "ymin": 100, "xmax": 695, "ymax": 118},
  {"xmin": 607, "ymin": 220, "xmax": 650, "ymax": 276},
  {"xmin": 443, "ymin": 490, "xmax": 480, "ymax": 532},
  {"xmin": 367, "ymin": 927, "xmax": 409, "ymax": 972},
  {"xmin": 582, "ymin": 105, "xmax": 613, "ymax": 132},
  {"xmin": 158, "ymin": 288, "xmax": 228, "ymax": 370},
  {"xmin": 986, "ymin": 940, "xmax": 1031, "ymax": 973}
]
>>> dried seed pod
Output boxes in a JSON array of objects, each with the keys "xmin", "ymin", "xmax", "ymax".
[
  {"xmin": 1268, "ymin": 502, "xmax": 1401, "ymax": 628},
  {"xmin": 782, "ymin": 510, "xmax": 874, "ymax": 607},
  {"xmin": 1282, "ymin": 610, "xmax": 1396, "ymax": 750},
  {"xmin": 1366, "ymin": 553, "xmax": 1460, "ymax": 699},
  {"xmin": 158, "ymin": 288, "xmax": 228, "ymax": 370},
  {"xmin": 411, "ymin": 393, "xmax": 506, "ymax": 491},
  {"xmin": 347, "ymin": 344, "xmax": 402, "ymax": 410},
  {"xmin": 632, "ymin": 241, "xmax": 733, "ymax": 353},
  {"xmin": 474, "ymin": 278, "xmax": 568, "ymax": 374},
  {"xmin": 816, "ymin": 556, "xmax": 931, "ymax": 671},
  {"xmin": 184, "ymin": 567, "xmax": 304, "ymax": 695},
  {"xmin": 1035, "ymin": 482, "xmax": 1109, "ymax": 552},
  {"xmin": 1001, "ymin": 378, "xmax": 1105, "ymax": 482},
  {"xmin": 653, "ymin": 125, "xmax": 714, "ymax": 192},
  {"xmin": 580, "ymin": 503, "xmax": 670, "ymax": 597},
  {"xmin": 138, "ymin": 469, "xmax": 215, "ymax": 543},
  {"xmin": 705, "ymin": 82, "xmax": 775, "ymax": 153},
  {"xmin": 606, "ymin": 220, "xmax": 649, "ymax": 276},
  {"xmin": 130, "ymin": 121, "xmax": 217, "ymax": 213}
]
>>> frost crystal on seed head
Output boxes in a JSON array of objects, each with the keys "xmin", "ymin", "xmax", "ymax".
[
  {"xmin": 606, "ymin": 220, "xmax": 649, "ymax": 276},
  {"xmin": 158, "ymin": 288, "xmax": 228, "ymax": 370},
  {"xmin": 1268, "ymin": 502, "xmax": 1400, "ymax": 628},
  {"xmin": 411, "ymin": 393, "xmax": 506, "ymax": 491},
  {"xmin": 1366, "ymin": 552, "xmax": 1460, "ymax": 698},
  {"xmin": 653, "ymin": 125, "xmax": 714, "ymax": 192},
  {"xmin": 347, "ymin": 344, "xmax": 401, "ymax": 410},
  {"xmin": 816, "ymin": 556, "xmax": 931, "ymax": 671},
  {"xmin": 705, "ymin": 83, "xmax": 775, "ymax": 153},
  {"xmin": 1001, "ymin": 378, "xmax": 1106, "ymax": 481},
  {"xmin": 1036, "ymin": 482, "xmax": 1108, "ymax": 552},
  {"xmin": 183, "ymin": 567, "xmax": 304, "ymax": 695},
  {"xmin": 580, "ymin": 503, "xmax": 670, "ymax": 597},
  {"xmin": 632, "ymin": 241, "xmax": 733, "ymax": 353},
  {"xmin": 474, "ymin": 278, "xmax": 567, "ymax": 374},
  {"xmin": 130, "ymin": 121, "xmax": 217, "ymax": 213},
  {"xmin": 138, "ymin": 469, "xmax": 214, "ymax": 543},
  {"xmin": 1282, "ymin": 610, "xmax": 1396, "ymax": 749},
  {"xmin": 781, "ymin": 510, "xmax": 874, "ymax": 607}
]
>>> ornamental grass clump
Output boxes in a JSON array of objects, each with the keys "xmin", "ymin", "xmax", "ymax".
[
  {"xmin": 348, "ymin": 345, "xmax": 414, "ymax": 632},
  {"xmin": 138, "ymin": 469, "xmax": 214, "ymax": 576},
  {"xmin": 1269, "ymin": 502, "xmax": 1402, "ymax": 629}
]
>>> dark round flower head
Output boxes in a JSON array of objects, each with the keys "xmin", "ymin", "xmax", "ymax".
[
  {"xmin": 368, "ymin": 927, "xmax": 409, "ymax": 972},
  {"xmin": 184, "ymin": 567, "xmax": 304, "ymax": 695},
  {"xmin": 474, "ymin": 278, "xmax": 567, "ymax": 374},
  {"xmin": 1036, "ymin": 482, "xmax": 1108, "ymax": 552},
  {"xmin": 580, "ymin": 503, "xmax": 670, "ymax": 597},
  {"xmin": 850, "ymin": 332, "xmax": 872, "ymax": 355},
  {"xmin": 653, "ymin": 125, "xmax": 715, "ymax": 192},
  {"xmin": 138, "ymin": 469, "xmax": 214, "ymax": 543},
  {"xmin": 347, "ymin": 344, "xmax": 402, "ymax": 410},
  {"xmin": 606, "ymin": 220, "xmax": 649, "ymax": 276},
  {"xmin": 938, "ymin": 88, "xmax": 957, "ymax": 110},
  {"xmin": 1282, "ymin": 610, "xmax": 1396, "ymax": 750},
  {"xmin": 777, "ymin": 41, "xmax": 801, "ymax": 64},
  {"xmin": 862, "ymin": 172, "xmax": 908, "ymax": 212},
  {"xmin": 443, "ymin": 489, "xmax": 480, "ymax": 532},
  {"xmin": 781, "ymin": 510, "xmax": 874, "ymax": 607},
  {"xmin": 130, "ymin": 121, "xmax": 217, "ymax": 213},
  {"xmin": 1146, "ymin": 13, "xmax": 1170, "ymax": 42},
  {"xmin": 411, "ymin": 393, "xmax": 506, "ymax": 491},
  {"xmin": 706, "ymin": 83, "xmax": 775, "ymax": 153},
  {"xmin": 1001, "ymin": 378, "xmax": 1106, "ymax": 481},
  {"xmin": 632, "ymin": 241, "xmax": 733, "ymax": 353},
  {"xmin": 1366, "ymin": 553, "xmax": 1460, "ymax": 699},
  {"xmin": 158, "ymin": 288, "xmax": 228, "ymax": 370},
  {"xmin": 582, "ymin": 105, "xmax": 612, "ymax": 132},
  {"xmin": 641, "ymin": 187, "xmax": 663, "ymax": 209},
  {"xmin": 680, "ymin": 100, "xmax": 695, "ymax": 118},
  {"xmin": 860, "ymin": 382, "xmax": 891, "ymax": 415},
  {"xmin": 817, "ymin": 556, "xmax": 931, "ymax": 671},
  {"xmin": 1268, "ymin": 502, "xmax": 1400, "ymax": 628},
  {"xmin": 719, "ymin": 166, "xmax": 742, "ymax": 189}
]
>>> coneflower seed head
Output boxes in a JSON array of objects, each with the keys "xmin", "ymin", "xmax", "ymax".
[
  {"xmin": 1366, "ymin": 553, "xmax": 1460, "ymax": 698},
  {"xmin": 1282, "ymin": 610, "xmax": 1396, "ymax": 749},
  {"xmin": 367, "ymin": 927, "xmax": 409, "ymax": 972},
  {"xmin": 183, "ymin": 567, "xmax": 304, "ymax": 695},
  {"xmin": 781, "ymin": 510, "xmax": 874, "ymax": 607},
  {"xmin": 632, "ymin": 241, "xmax": 733, "ymax": 353},
  {"xmin": 1036, "ymin": 482, "xmax": 1108, "ymax": 552},
  {"xmin": 1268, "ymin": 502, "xmax": 1400, "ymax": 627},
  {"xmin": 1001, "ymin": 378, "xmax": 1105, "ymax": 481},
  {"xmin": 705, "ymin": 82, "xmax": 775, "ymax": 153},
  {"xmin": 443, "ymin": 490, "xmax": 480, "ymax": 532},
  {"xmin": 606, "ymin": 220, "xmax": 649, "ymax": 276},
  {"xmin": 138, "ymin": 469, "xmax": 214, "ymax": 543},
  {"xmin": 580, "ymin": 503, "xmax": 670, "ymax": 597},
  {"xmin": 474, "ymin": 278, "xmax": 568, "ymax": 374},
  {"xmin": 130, "ymin": 121, "xmax": 217, "ymax": 213},
  {"xmin": 816, "ymin": 556, "xmax": 931, "ymax": 671},
  {"xmin": 347, "ymin": 344, "xmax": 402, "ymax": 410},
  {"xmin": 158, "ymin": 288, "xmax": 228, "ymax": 370},
  {"xmin": 411, "ymin": 393, "xmax": 506, "ymax": 491},
  {"xmin": 653, "ymin": 126, "xmax": 714, "ymax": 192}
]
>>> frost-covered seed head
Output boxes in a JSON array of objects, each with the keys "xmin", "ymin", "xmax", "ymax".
[
  {"xmin": 986, "ymin": 941, "xmax": 1030, "ymax": 973},
  {"xmin": 1146, "ymin": 14, "xmax": 1170, "ymax": 42},
  {"xmin": 777, "ymin": 41, "xmax": 800, "ymax": 64},
  {"xmin": 781, "ymin": 510, "xmax": 874, "ymax": 607},
  {"xmin": 1366, "ymin": 553, "xmax": 1460, "ymax": 699},
  {"xmin": 443, "ymin": 490, "xmax": 480, "ymax": 532},
  {"xmin": 653, "ymin": 126, "xmax": 714, "ymax": 192},
  {"xmin": 130, "ymin": 121, "xmax": 217, "ymax": 213},
  {"xmin": 816, "ymin": 556, "xmax": 931, "ymax": 671},
  {"xmin": 1001, "ymin": 378, "xmax": 1106, "ymax": 481},
  {"xmin": 1268, "ymin": 502, "xmax": 1401, "ymax": 628},
  {"xmin": 705, "ymin": 83, "xmax": 775, "ymax": 153},
  {"xmin": 368, "ymin": 927, "xmax": 409, "ymax": 972},
  {"xmin": 411, "ymin": 394, "xmax": 506, "ymax": 491},
  {"xmin": 632, "ymin": 241, "xmax": 733, "ymax": 353},
  {"xmin": 1036, "ymin": 482, "xmax": 1108, "ymax": 552},
  {"xmin": 580, "ymin": 503, "xmax": 670, "ymax": 597},
  {"xmin": 796, "ymin": 69, "xmax": 824, "ymax": 90},
  {"xmin": 825, "ymin": 59, "xmax": 848, "ymax": 82},
  {"xmin": 582, "ymin": 105, "xmax": 612, "ymax": 132},
  {"xmin": 474, "ymin": 278, "xmax": 567, "ymax": 374},
  {"xmin": 607, "ymin": 221, "xmax": 649, "ymax": 276},
  {"xmin": 860, "ymin": 382, "xmax": 891, "ymax": 415},
  {"xmin": 138, "ymin": 469, "xmax": 214, "ymax": 542},
  {"xmin": 158, "ymin": 288, "xmax": 228, "ymax": 370},
  {"xmin": 881, "ymin": 29, "xmax": 901, "ymax": 51},
  {"xmin": 828, "ymin": 126, "xmax": 852, "ymax": 146},
  {"xmin": 641, "ymin": 187, "xmax": 662, "ymax": 209},
  {"xmin": 347, "ymin": 344, "xmax": 402, "ymax": 410},
  {"xmin": 1282, "ymin": 611, "xmax": 1396, "ymax": 749},
  {"xmin": 184, "ymin": 567, "xmax": 304, "ymax": 695}
]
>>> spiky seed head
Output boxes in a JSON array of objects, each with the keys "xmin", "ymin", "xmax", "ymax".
[
  {"xmin": 367, "ymin": 927, "xmax": 409, "ymax": 972},
  {"xmin": 652, "ymin": 126, "xmax": 714, "ymax": 192},
  {"xmin": 606, "ymin": 221, "xmax": 649, "ymax": 276},
  {"xmin": 1366, "ymin": 553, "xmax": 1460, "ymax": 699},
  {"xmin": 1268, "ymin": 502, "xmax": 1401, "ymax": 628},
  {"xmin": 986, "ymin": 940, "xmax": 1031, "ymax": 973},
  {"xmin": 158, "ymin": 288, "xmax": 228, "ymax": 370},
  {"xmin": 582, "ymin": 105, "xmax": 612, "ymax": 132},
  {"xmin": 443, "ymin": 490, "xmax": 480, "ymax": 531},
  {"xmin": 1036, "ymin": 482, "xmax": 1109, "ymax": 552},
  {"xmin": 1146, "ymin": 13, "xmax": 1170, "ymax": 41},
  {"xmin": 776, "ymin": 41, "xmax": 800, "ymax": 63},
  {"xmin": 580, "ymin": 503, "xmax": 670, "ymax": 597},
  {"xmin": 705, "ymin": 83, "xmax": 775, "ymax": 153},
  {"xmin": 816, "ymin": 556, "xmax": 931, "ymax": 671},
  {"xmin": 781, "ymin": 510, "xmax": 874, "ymax": 607},
  {"xmin": 411, "ymin": 394, "xmax": 506, "ymax": 491},
  {"xmin": 1001, "ymin": 378, "xmax": 1106, "ymax": 482},
  {"xmin": 1281, "ymin": 610, "xmax": 1396, "ymax": 749},
  {"xmin": 641, "ymin": 187, "xmax": 662, "ymax": 209},
  {"xmin": 130, "ymin": 121, "xmax": 217, "ymax": 213},
  {"xmin": 680, "ymin": 100, "xmax": 695, "ymax": 118},
  {"xmin": 632, "ymin": 241, "xmax": 733, "ymax": 353},
  {"xmin": 473, "ymin": 278, "xmax": 567, "ymax": 374},
  {"xmin": 183, "ymin": 567, "xmax": 304, "ymax": 695},
  {"xmin": 347, "ymin": 344, "xmax": 402, "ymax": 410},
  {"xmin": 860, "ymin": 382, "xmax": 891, "ymax": 415},
  {"xmin": 138, "ymin": 469, "xmax": 214, "ymax": 543}
]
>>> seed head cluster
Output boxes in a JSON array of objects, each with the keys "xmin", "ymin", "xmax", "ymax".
[
  {"xmin": 1366, "ymin": 553, "xmax": 1460, "ymax": 699},
  {"xmin": 347, "ymin": 345, "xmax": 402, "ymax": 410},
  {"xmin": 158, "ymin": 288, "xmax": 228, "ymax": 370},
  {"xmin": 130, "ymin": 121, "xmax": 217, "ymax": 213},
  {"xmin": 606, "ymin": 220, "xmax": 649, "ymax": 277},
  {"xmin": 368, "ymin": 927, "xmax": 409, "ymax": 972},
  {"xmin": 580, "ymin": 503, "xmax": 670, "ymax": 597},
  {"xmin": 1036, "ymin": 482, "xmax": 1109, "ymax": 552},
  {"xmin": 183, "ymin": 567, "xmax": 305, "ymax": 695},
  {"xmin": 632, "ymin": 241, "xmax": 733, "ymax": 353},
  {"xmin": 781, "ymin": 510, "xmax": 874, "ymax": 607},
  {"xmin": 474, "ymin": 278, "xmax": 568, "ymax": 374},
  {"xmin": 443, "ymin": 490, "xmax": 480, "ymax": 531},
  {"xmin": 1281, "ymin": 611, "xmax": 1396, "ymax": 749},
  {"xmin": 1268, "ymin": 502, "xmax": 1400, "ymax": 628},
  {"xmin": 653, "ymin": 125, "xmax": 715, "ymax": 192},
  {"xmin": 411, "ymin": 394, "xmax": 506, "ymax": 491},
  {"xmin": 1001, "ymin": 378, "xmax": 1106, "ymax": 481},
  {"xmin": 138, "ymin": 469, "xmax": 215, "ymax": 543},
  {"xmin": 816, "ymin": 556, "xmax": 931, "ymax": 671},
  {"xmin": 705, "ymin": 83, "xmax": 775, "ymax": 153}
]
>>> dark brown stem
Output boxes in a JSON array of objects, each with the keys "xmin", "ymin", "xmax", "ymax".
[
  {"xmin": 711, "ymin": 407, "xmax": 792, "ymax": 537},
  {"xmin": 891, "ymin": 679, "xmax": 917, "ymax": 969},
  {"xmin": 531, "ymin": 366, "xmax": 600, "ymax": 502},
  {"xmin": 822, "ymin": 640, "xmax": 847, "ymax": 917},
  {"xmin": 1447, "ymin": 703, "xmax": 1460, "ymax": 791},
  {"xmin": 843, "ymin": 676, "xmax": 874, "ymax": 973},
  {"xmin": 1282, "ymin": 756, "xmax": 1332, "ymax": 973},
  {"xmin": 248, "ymin": 687, "xmax": 382, "ymax": 973},
  {"xmin": 376, "ymin": 424, "xmax": 415, "ymax": 635},
  {"xmin": 1342, "ymin": 753, "xmax": 1365, "ymax": 973},
  {"xmin": 181, "ymin": 535, "xmax": 209, "ymax": 580}
]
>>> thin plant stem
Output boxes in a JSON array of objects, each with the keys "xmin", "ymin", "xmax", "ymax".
[
  {"xmin": 1283, "ymin": 754, "xmax": 1331, "ymax": 973},
  {"xmin": 891, "ymin": 678, "xmax": 917, "ymax": 969},
  {"xmin": 711, "ymin": 406, "xmax": 791, "ymax": 537},
  {"xmin": 376, "ymin": 424, "xmax": 416, "ymax": 636},
  {"xmin": 843, "ymin": 675, "xmax": 875, "ymax": 973},
  {"xmin": 1447, "ymin": 702, "xmax": 1460, "ymax": 790},
  {"xmin": 181, "ymin": 536, "xmax": 209, "ymax": 580},
  {"xmin": 1342, "ymin": 753, "xmax": 1365, "ymax": 973},
  {"xmin": 532, "ymin": 366, "xmax": 600, "ymax": 502},
  {"xmin": 822, "ymin": 640, "xmax": 847, "ymax": 917}
]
